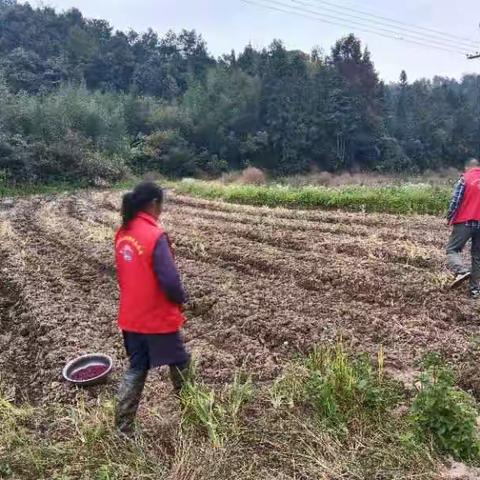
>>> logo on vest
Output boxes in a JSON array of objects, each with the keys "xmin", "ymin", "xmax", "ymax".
[{"xmin": 120, "ymin": 244, "xmax": 134, "ymax": 262}]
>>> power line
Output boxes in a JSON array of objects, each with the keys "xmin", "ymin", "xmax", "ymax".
[
  {"xmin": 288, "ymin": 0, "xmax": 473, "ymax": 52},
  {"xmin": 242, "ymin": 0, "xmax": 469, "ymax": 56},
  {"xmin": 240, "ymin": 0, "xmax": 470, "ymax": 56},
  {"xmin": 259, "ymin": 0, "xmax": 471, "ymax": 54},
  {"xmin": 292, "ymin": 0, "xmax": 479, "ymax": 49}
]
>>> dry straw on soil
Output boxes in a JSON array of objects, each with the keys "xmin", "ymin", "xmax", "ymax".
[
  {"xmin": 0, "ymin": 191, "xmax": 478, "ymax": 402},
  {"xmin": 0, "ymin": 191, "xmax": 479, "ymax": 478}
]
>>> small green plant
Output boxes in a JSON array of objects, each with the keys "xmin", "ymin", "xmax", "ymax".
[
  {"xmin": 410, "ymin": 353, "xmax": 480, "ymax": 461},
  {"xmin": 95, "ymin": 464, "xmax": 117, "ymax": 480},
  {"xmin": 270, "ymin": 362, "xmax": 309, "ymax": 409},
  {"xmin": 180, "ymin": 372, "xmax": 253, "ymax": 447},
  {"xmin": 180, "ymin": 380, "xmax": 225, "ymax": 447},
  {"xmin": 223, "ymin": 371, "xmax": 253, "ymax": 420}
]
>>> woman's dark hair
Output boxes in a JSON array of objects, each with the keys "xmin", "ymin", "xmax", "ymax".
[{"xmin": 121, "ymin": 182, "xmax": 164, "ymax": 227}]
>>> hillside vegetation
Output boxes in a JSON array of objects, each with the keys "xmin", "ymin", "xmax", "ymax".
[{"xmin": 0, "ymin": 1, "xmax": 479, "ymax": 186}]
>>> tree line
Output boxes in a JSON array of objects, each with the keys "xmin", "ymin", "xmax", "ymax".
[{"xmin": 0, "ymin": 0, "xmax": 479, "ymax": 184}]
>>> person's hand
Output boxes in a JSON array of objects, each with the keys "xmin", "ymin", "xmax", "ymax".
[{"xmin": 165, "ymin": 232, "xmax": 177, "ymax": 258}]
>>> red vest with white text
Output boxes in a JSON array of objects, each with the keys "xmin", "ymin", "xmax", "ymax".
[
  {"xmin": 115, "ymin": 212, "xmax": 184, "ymax": 334},
  {"xmin": 453, "ymin": 168, "xmax": 480, "ymax": 224}
]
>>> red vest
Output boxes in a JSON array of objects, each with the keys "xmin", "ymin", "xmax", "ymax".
[
  {"xmin": 453, "ymin": 168, "xmax": 480, "ymax": 224},
  {"xmin": 115, "ymin": 212, "xmax": 184, "ymax": 334}
]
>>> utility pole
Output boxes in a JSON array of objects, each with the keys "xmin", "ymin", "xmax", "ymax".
[{"xmin": 468, "ymin": 24, "xmax": 480, "ymax": 59}]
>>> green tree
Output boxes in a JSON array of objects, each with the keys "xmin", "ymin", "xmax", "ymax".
[{"xmin": 327, "ymin": 35, "xmax": 384, "ymax": 170}]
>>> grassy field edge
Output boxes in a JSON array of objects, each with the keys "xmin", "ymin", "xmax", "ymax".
[
  {"xmin": 1, "ymin": 179, "xmax": 452, "ymax": 216},
  {"xmin": 172, "ymin": 180, "xmax": 452, "ymax": 215},
  {"xmin": 3, "ymin": 345, "xmax": 480, "ymax": 479}
]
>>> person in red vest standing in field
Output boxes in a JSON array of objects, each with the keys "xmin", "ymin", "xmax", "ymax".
[
  {"xmin": 114, "ymin": 182, "xmax": 189, "ymax": 435},
  {"xmin": 446, "ymin": 158, "xmax": 480, "ymax": 297}
]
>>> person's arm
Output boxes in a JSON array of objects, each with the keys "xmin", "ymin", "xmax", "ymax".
[
  {"xmin": 152, "ymin": 234, "xmax": 187, "ymax": 305},
  {"xmin": 447, "ymin": 177, "xmax": 465, "ymax": 224}
]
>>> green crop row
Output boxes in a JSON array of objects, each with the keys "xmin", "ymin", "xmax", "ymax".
[{"xmin": 173, "ymin": 181, "xmax": 452, "ymax": 216}]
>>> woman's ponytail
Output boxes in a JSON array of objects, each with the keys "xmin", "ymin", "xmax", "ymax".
[
  {"xmin": 121, "ymin": 182, "xmax": 164, "ymax": 228},
  {"xmin": 121, "ymin": 192, "xmax": 136, "ymax": 228}
]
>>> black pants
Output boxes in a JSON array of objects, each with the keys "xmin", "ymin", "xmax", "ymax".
[{"xmin": 122, "ymin": 330, "xmax": 190, "ymax": 370}]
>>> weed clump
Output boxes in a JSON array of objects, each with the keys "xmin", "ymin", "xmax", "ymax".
[
  {"xmin": 238, "ymin": 167, "xmax": 267, "ymax": 185},
  {"xmin": 410, "ymin": 353, "xmax": 480, "ymax": 461},
  {"xmin": 271, "ymin": 343, "xmax": 402, "ymax": 436},
  {"xmin": 304, "ymin": 344, "xmax": 400, "ymax": 432},
  {"xmin": 180, "ymin": 370, "xmax": 252, "ymax": 447}
]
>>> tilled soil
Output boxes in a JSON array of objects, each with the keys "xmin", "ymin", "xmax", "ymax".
[{"xmin": 0, "ymin": 190, "xmax": 478, "ymax": 405}]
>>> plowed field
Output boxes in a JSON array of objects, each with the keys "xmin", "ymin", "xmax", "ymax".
[{"xmin": 0, "ymin": 190, "xmax": 478, "ymax": 405}]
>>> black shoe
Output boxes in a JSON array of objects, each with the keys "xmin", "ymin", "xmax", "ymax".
[
  {"xmin": 470, "ymin": 288, "xmax": 480, "ymax": 299},
  {"xmin": 451, "ymin": 272, "xmax": 471, "ymax": 289}
]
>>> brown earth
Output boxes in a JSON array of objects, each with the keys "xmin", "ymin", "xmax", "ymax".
[{"xmin": 0, "ymin": 190, "xmax": 479, "ymax": 406}]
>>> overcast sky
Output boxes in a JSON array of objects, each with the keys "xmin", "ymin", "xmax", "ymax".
[{"xmin": 25, "ymin": 0, "xmax": 480, "ymax": 82}]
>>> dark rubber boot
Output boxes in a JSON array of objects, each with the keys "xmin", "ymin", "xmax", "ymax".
[
  {"xmin": 115, "ymin": 368, "xmax": 148, "ymax": 435},
  {"xmin": 169, "ymin": 360, "xmax": 191, "ymax": 394}
]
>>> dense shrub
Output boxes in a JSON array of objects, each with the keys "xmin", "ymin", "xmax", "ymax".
[
  {"xmin": 0, "ymin": 131, "xmax": 128, "ymax": 184},
  {"xmin": 134, "ymin": 130, "xmax": 197, "ymax": 178},
  {"xmin": 238, "ymin": 167, "xmax": 266, "ymax": 185},
  {"xmin": 0, "ymin": 82, "xmax": 133, "ymax": 184},
  {"xmin": 410, "ymin": 354, "xmax": 480, "ymax": 461}
]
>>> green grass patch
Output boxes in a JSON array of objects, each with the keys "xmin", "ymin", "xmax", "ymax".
[
  {"xmin": 1, "ymin": 178, "xmax": 452, "ymax": 217},
  {"xmin": 0, "ymin": 396, "xmax": 167, "ymax": 479},
  {"xmin": 0, "ymin": 181, "xmax": 78, "ymax": 198},
  {"xmin": 411, "ymin": 353, "xmax": 480, "ymax": 461},
  {"xmin": 268, "ymin": 343, "xmax": 480, "ymax": 474},
  {"xmin": 180, "ymin": 369, "xmax": 253, "ymax": 447},
  {"xmin": 271, "ymin": 344, "xmax": 403, "ymax": 436},
  {"xmin": 2, "ymin": 347, "xmax": 479, "ymax": 478},
  {"xmin": 173, "ymin": 180, "xmax": 451, "ymax": 215},
  {"xmin": 0, "ymin": 179, "xmax": 139, "ymax": 199},
  {"xmin": 304, "ymin": 344, "xmax": 400, "ymax": 433}
]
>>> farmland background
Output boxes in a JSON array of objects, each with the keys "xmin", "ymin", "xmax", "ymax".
[
  {"xmin": 3, "ymin": 190, "xmax": 480, "ymax": 479},
  {"xmin": 0, "ymin": 0, "xmax": 479, "ymax": 188},
  {"xmin": 4, "ymin": 1, "xmax": 480, "ymax": 479}
]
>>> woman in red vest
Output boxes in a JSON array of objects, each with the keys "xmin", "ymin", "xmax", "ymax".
[
  {"xmin": 114, "ymin": 182, "xmax": 189, "ymax": 434},
  {"xmin": 447, "ymin": 158, "xmax": 480, "ymax": 297}
]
